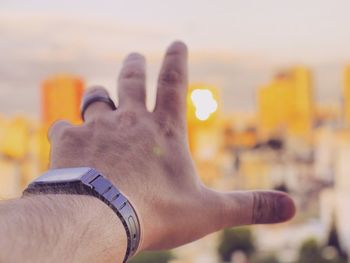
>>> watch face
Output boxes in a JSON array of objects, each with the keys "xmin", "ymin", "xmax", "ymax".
[{"xmin": 34, "ymin": 167, "xmax": 92, "ymax": 183}]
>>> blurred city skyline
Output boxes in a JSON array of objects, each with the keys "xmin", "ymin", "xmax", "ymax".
[
  {"xmin": 1, "ymin": 0, "xmax": 350, "ymax": 116},
  {"xmin": 2, "ymin": 3, "xmax": 350, "ymax": 261}
]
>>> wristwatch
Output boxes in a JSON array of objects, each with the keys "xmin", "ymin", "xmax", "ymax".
[{"xmin": 23, "ymin": 167, "xmax": 141, "ymax": 263}]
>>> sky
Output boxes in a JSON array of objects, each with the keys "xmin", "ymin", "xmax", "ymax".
[{"xmin": 1, "ymin": 0, "xmax": 350, "ymax": 116}]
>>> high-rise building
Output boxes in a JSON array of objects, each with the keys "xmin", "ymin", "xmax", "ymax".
[
  {"xmin": 258, "ymin": 75, "xmax": 293, "ymax": 134},
  {"xmin": 343, "ymin": 66, "xmax": 350, "ymax": 126},
  {"xmin": 0, "ymin": 116, "xmax": 30, "ymax": 159},
  {"xmin": 257, "ymin": 66, "xmax": 313, "ymax": 137},
  {"xmin": 0, "ymin": 160, "xmax": 21, "ymax": 199},
  {"xmin": 187, "ymin": 83, "xmax": 220, "ymax": 156},
  {"xmin": 186, "ymin": 84, "xmax": 221, "ymax": 184},
  {"xmin": 288, "ymin": 66, "xmax": 313, "ymax": 135},
  {"xmin": 40, "ymin": 75, "xmax": 84, "ymax": 169},
  {"xmin": 42, "ymin": 75, "xmax": 84, "ymax": 126}
]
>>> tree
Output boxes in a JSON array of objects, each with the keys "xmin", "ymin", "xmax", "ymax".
[
  {"xmin": 251, "ymin": 254, "xmax": 280, "ymax": 263},
  {"xmin": 327, "ymin": 215, "xmax": 348, "ymax": 262},
  {"xmin": 217, "ymin": 227, "xmax": 255, "ymax": 261},
  {"xmin": 128, "ymin": 251, "xmax": 174, "ymax": 263},
  {"xmin": 297, "ymin": 238, "xmax": 347, "ymax": 263},
  {"xmin": 274, "ymin": 183, "xmax": 288, "ymax": 193},
  {"xmin": 298, "ymin": 238, "xmax": 324, "ymax": 263}
]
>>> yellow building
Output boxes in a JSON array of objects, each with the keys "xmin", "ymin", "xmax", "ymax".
[
  {"xmin": 343, "ymin": 66, "xmax": 350, "ymax": 126},
  {"xmin": 187, "ymin": 84, "xmax": 219, "ymax": 126},
  {"xmin": 186, "ymin": 84, "xmax": 221, "ymax": 184},
  {"xmin": 258, "ymin": 66, "xmax": 313, "ymax": 137},
  {"xmin": 0, "ymin": 160, "xmax": 21, "ymax": 199},
  {"xmin": 0, "ymin": 115, "xmax": 41, "ymax": 198},
  {"xmin": 0, "ymin": 116, "xmax": 30, "ymax": 159},
  {"xmin": 289, "ymin": 66, "xmax": 313, "ymax": 135},
  {"xmin": 187, "ymin": 84, "xmax": 220, "ymax": 156},
  {"xmin": 258, "ymin": 76, "xmax": 294, "ymax": 134},
  {"xmin": 0, "ymin": 76, "xmax": 85, "ymax": 198},
  {"xmin": 0, "ymin": 114, "xmax": 6, "ymax": 151},
  {"xmin": 222, "ymin": 114, "xmax": 258, "ymax": 149}
]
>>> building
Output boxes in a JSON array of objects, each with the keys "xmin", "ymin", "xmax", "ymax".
[
  {"xmin": 343, "ymin": 66, "xmax": 350, "ymax": 126},
  {"xmin": 0, "ymin": 116, "xmax": 40, "ymax": 198},
  {"xmin": 288, "ymin": 67, "xmax": 313, "ymax": 135},
  {"xmin": 186, "ymin": 84, "xmax": 222, "ymax": 185},
  {"xmin": 187, "ymin": 83, "xmax": 220, "ymax": 159},
  {"xmin": 42, "ymin": 75, "xmax": 84, "ymax": 126},
  {"xmin": 0, "ymin": 116, "xmax": 30, "ymax": 159},
  {"xmin": 257, "ymin": 66, "xmax": 313, "ymax": 137},
  {"xmin": 40, "ymin": 75, "xmax": 84, "ymax": 169}
]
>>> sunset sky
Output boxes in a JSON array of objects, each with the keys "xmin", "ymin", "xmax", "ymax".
[{"xmin": 1, "ymin": 0, "xmax": 350, "ymax": 115}]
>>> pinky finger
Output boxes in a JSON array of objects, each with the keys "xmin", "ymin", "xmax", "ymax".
[{"xmin": 48, "ymin": 120, "xmax": 73, "ymax": 142}]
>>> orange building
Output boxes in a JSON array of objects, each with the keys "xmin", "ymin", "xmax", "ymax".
[
  {"xmin": 42, "ymin": 75, "xmax": 84, "ymax": 126},
  {"xmin": 40, "ymin": 75, "xmax": 84, "ymax": 169}
]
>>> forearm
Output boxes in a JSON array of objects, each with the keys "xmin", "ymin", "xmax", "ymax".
[{"xmin": 0, "ymin": 195, "xmax": 126, "ymax": 263}]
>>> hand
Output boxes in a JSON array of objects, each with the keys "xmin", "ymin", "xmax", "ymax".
[{"xmin": 48, "ymin": 41, "xmax": 295, "ymax": 252}]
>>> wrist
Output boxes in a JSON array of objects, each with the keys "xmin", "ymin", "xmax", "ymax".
[
  {"xmin": 0, "ymin": 194, "xmax": 126, "ymax": 263},
  {"xmin": 37, "ymin": 194, "xmax": 127, "ymax": 263}
]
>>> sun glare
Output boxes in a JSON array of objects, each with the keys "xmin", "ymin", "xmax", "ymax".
[{"xmin": 190, "ymin": 89, "xmax": 218, "ymax": 121}]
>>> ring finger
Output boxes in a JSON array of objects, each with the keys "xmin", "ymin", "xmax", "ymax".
[{"xmin": 81, "ymin": 86, "xmax": 116, "ymax": 122}]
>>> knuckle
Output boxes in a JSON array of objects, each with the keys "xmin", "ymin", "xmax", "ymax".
[
  {"xmin": 157, "ymin": 87, "xmax": 182, "ymax": 115},
  {"xmin": 161, "ymin": 125, "xmax": 176, "ymax": 138},
  {"xmin": 48, "ymin": 120, "xmax": 70, "ymax": 141},
  {"xmin": 86, "ymin": 115, "xmax": 113, "ymax": 130},
  {"xmin": 160, "ymin": 69, "xmax": 181, "ymax": 85},
  {"xmin": 161, "ymin": 86, "xmax": 179, "ymax": 102},
  {"xmin": 121, "ymin": 68, "xmax": 144, "ymax": 80},
  {"xmin": 57, "ymin": 126, "xmax": 79, "ymax": 142},
  {"xmin": 252, "ymin": 192, "xmax": 280, "ymax": 224},
  {"xmin": 117, "ymin": 110, "xmax": 139, "ymax": 127},
  {"xmin": 124, "ymin": 85, "xmax": 145, "ymax": 101},
  {"xmin": 155, "ymin": 117, "xmax": 180, "ymax": 139}
]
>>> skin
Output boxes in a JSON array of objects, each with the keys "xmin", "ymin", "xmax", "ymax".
[{"xmin": 0, "ymin": 41, "xmax": 295, "ymax": 263}]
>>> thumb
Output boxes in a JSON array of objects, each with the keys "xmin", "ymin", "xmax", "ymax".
[{"xmin": 216, "ymin": 190, "xmax": 296, "ymax": 227}]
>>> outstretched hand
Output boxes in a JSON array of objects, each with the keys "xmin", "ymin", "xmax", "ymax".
[{"xmin": 48, "ymin": 41, "xmax": 295, "ymax": 252}]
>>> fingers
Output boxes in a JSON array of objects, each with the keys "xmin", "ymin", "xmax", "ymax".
[
  {"xmin": 215, "ymin": 190, "xmax": 295, "ymax": 227},
  {"xmin": 154, "ymin": 41, "xmax": 188, "ymax": 127},
  {"xmin": 48, "ymin": 120, "xmax": 72, "ymax": 142},
  {"xmin": 82, "ymin": 86, "xmax": 116, "ymax": 122},
  {"xmin": 118, "ymin": 53, "xmax": 146, "ymax": 110}
]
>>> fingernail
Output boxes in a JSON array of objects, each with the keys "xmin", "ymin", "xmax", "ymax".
[
  {"xmin": 167, "ymin": 41, "xmax": 188, "ymax": 54},
  {"xmin": 125, "ymin": 52, "xmax": 144, "ymax": 61},
  {"xmin": 277, "ymin": 195, "xmax": 296, "ymax": 221}
]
